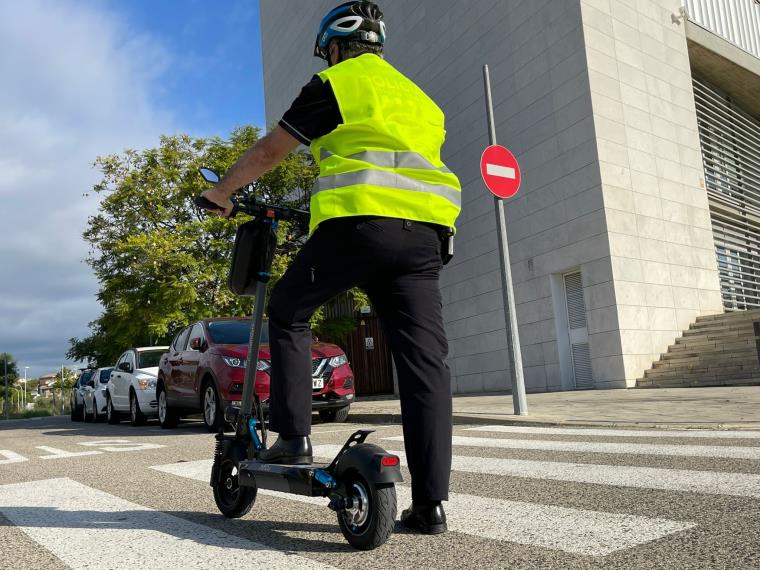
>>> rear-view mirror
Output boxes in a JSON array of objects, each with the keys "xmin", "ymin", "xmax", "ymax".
[
  {"xmin": 199, "ymin": 167, "xmax": 220, "ymax": 184},
  {"xmin": 118, "ymin": 362, "xmax": 132, "ymax": 373}
]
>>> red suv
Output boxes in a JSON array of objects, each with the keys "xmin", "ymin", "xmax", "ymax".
[{"xmin": 156, "ymin": 317, "xmax": 355, "ymax": 431}]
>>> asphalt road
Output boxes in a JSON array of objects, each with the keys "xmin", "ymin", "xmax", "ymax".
[{"xmin": 1, "ymin": 414, "xmax": 759, "ymax": 569}]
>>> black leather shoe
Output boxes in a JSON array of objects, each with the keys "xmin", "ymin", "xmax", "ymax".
[
  {"xmin": 258, "ymin": 435, "xmax": 312, "ymax": 465},
  {"xmin": 401, "ymin": 502, "xmax": 447, "ymax": 535}
]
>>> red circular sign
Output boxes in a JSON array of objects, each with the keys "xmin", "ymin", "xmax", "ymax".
[{"xmin": 480, "ymin": 145, "xmax": 521, "ymax": 198}]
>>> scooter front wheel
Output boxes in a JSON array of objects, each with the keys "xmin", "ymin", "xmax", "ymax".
[
  {"xmin": 212, "ymin": 444, "xmax": 256, "ymax": 518},
  {"xmin": 337, "ymin": 473, "xmax": 397, "ymax": 550}
]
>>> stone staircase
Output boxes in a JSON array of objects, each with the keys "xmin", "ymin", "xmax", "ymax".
[{"xmin": 637, "ymin": 309, "xmax": 760, "ymax": 388}]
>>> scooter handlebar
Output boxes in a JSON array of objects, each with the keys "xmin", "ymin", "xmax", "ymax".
[{"xmin": 194, "ymin": 195, "xmax": 240, "ymax": 218}]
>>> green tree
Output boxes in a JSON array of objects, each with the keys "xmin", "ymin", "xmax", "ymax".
[
  {"xmin": 69, "ymin": 126, "xmax": 320, "ymax": 367},
  {"xmin": 1, "ymin": 353, "xmax": 19, "ymax": 412}
]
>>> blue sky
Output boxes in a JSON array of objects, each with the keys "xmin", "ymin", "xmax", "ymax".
[
  {"xmin": 0, "ymin": 0, "xmax": 268, "ymax": 377},
  {"xmin": 105, "ymin": 0, "xmax": 267, "ymax": 135}
]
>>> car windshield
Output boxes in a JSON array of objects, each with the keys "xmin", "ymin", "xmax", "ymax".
[
  {"xmin": 207, "ymin": 320, "xmax": 269, "ymax": 345},
  {"xmin": 79, "ymin": 370, "xmax": 93, "ymax": 386},
  {"xmin": 99, "ymin": 368, "xmax": 113, "ymax": 383},
  {"xmin": 137, "ymin": 350, "xmax": 164, "ymax": 369}
]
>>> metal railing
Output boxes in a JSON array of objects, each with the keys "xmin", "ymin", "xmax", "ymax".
[{"xmin": 683, "ymin": 0, "xmax": 760, "ymax": 59}]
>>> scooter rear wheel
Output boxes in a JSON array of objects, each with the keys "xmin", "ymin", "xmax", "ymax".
[
  {"xmin": 212, "ymin": 444, "xmax": 256, "ymax": 518},
  {"xmin": 337, "ymin": 472, "xmax": 397, "ymax": 550}
]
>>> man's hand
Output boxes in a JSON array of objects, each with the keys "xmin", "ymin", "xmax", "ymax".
[{"xmin": 200, "ymin": 188, "xmax": 234, "ymax": 218}]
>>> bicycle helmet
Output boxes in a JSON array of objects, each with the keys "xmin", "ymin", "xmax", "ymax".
[{"xmin": 314, "ymin": 1, "xmax": 385, "ymax": 61}]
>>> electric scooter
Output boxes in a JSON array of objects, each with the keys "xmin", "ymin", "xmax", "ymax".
[{"xmin": 195, "ymin": 167, "xmax": 402, "ymax": 550}]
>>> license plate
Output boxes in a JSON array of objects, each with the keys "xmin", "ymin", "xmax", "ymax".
[{"xmin": 312, "ymin": 378, "xmax": 324, "ymax": 390}]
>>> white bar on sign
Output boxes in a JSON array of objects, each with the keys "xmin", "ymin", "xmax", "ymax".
[
  {"xmin": 0, "ymin": 478, "xmax": 337, "ymax": 570},
  {"xmin": 152, "ymin": 459, "xmax": 695, "ymax": 556},
  {"xmin": 0, "ymin": 450, "xmax": 28, "ymax": 465},
  {"xmin": 486, "ymin": 163, "xmax": 516, "ymax": 179},
  {"xmin": 465, "ymin": 425, "xmax": 760, "ymax": 439},
  {"xmin": 384, "ymin": 435, "xmax": 760, "ymax": 460},
  {"xmin": 312, "ymin": 445, "xmax": 760, "ymax": 499}
]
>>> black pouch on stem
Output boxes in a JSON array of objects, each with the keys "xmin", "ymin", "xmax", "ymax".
[{"xmin": 228, "ymin": 219, "xmax": 277, "ymax": 296}]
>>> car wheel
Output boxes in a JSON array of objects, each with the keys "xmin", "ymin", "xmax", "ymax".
[
  {"xmin": 202, "ymin": 381, "xmax": 222, "ymax": 432},
  {"xmin": 319, "ymin": 405, "xmax": 350, "ymax": 423},
  {"xmin": 157, "ymin": 384, "xmax": 180, "ymax": 429},
  {"xmin": 106, "ymin": 394, "xmax": 120, "ymax": 424},
  {"xmin": 130, "ymin": 390, "xmax": 147, "ymax": 426},
  {"xmin": 84, "ymin": 401, "xmax": 93, "ymax": 423}
]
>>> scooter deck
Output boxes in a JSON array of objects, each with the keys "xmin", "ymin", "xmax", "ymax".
[{"xmin": 238, "ymin": 460, "xmax": 335, "ymax": 497}]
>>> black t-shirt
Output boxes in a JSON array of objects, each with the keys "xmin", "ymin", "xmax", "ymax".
[{"xmin": 279, "ymin": 75, "xmax": 343, "ymax": 145}]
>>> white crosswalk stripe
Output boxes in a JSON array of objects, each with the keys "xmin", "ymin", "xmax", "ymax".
[
  {"xmin": 311, "ymin": 444, "xmax": 760, "ymax": 498},
  {"xmin": 151, "ymin": 458, "xmax": 695, "ymax": 556},
  {"xmin": 465, "ymin": 425, "xmax": 760, "ymax": 439},
  {"xmin": 0, "ymin": 450, "xmax": 28, "ymax": 465},
  {"xmin": 0, "ymin": 478, "xmax": 336, "ymax": 570},
  {"xmin": 383, "ymin": 435, "xmax": 760, "ymax": 459}
]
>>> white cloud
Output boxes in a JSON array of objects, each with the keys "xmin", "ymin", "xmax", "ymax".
[{"xmin": 0, "ymin": 0, "xmax": 176, "ymax": 377}]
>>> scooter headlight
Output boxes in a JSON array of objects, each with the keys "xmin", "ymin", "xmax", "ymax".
[{"xmin": 328, "ymin": 355, "xmax": 348, "ymax": 368}]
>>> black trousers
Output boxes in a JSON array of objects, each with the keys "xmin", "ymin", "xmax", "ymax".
[{"xmin": 267, "ymin": 216, "xmax": 452, "ymax": 502}]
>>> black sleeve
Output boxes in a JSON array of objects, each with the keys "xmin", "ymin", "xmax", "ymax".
[{"xmin": 279, "ymin": 75, "xmax": 343, "ymax": 145}]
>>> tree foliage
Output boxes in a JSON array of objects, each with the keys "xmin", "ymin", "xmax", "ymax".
[
  {"xmin": 68, "ymin": 126, "xmax": 319, "ymax": 367},
  {"xmin": 0, "ymin": 352, "xmax": 19, "ymax": 404},
  {"xmin": 0, "ymin": 353, "xmax": 18, "ymax": 381}
]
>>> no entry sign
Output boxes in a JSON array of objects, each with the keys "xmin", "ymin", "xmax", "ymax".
[{"xmin": 480, "ymin": 144, "xmax": 521, "ymax": 199}]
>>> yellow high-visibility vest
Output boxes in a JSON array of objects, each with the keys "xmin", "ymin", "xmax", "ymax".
[{"xmin": 309, "ymin": 54, "xmax": 461, "ymax": 234}]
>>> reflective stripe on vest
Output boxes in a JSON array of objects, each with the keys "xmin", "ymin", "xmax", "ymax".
[
  {"xmin": 319, "ymin": 149, "xmax": 453, "ymax": 174},
  {"xmin": 315, "ymin": 168, "xmax": 461, "ymax": 208}
]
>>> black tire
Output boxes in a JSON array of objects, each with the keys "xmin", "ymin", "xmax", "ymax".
[
  {"xmin": 129, "ymin": 390, "xmax": 147, "ymax": 426},
  {"xmin": 70, "ymin": 399, "xmax": 83, "ymax": 422},
  {"xmin": 157, "ymin": 383, "xmax": 180, "ymax": 429},
  {"xmin": 201, "ymin": 381, "xmax": 223, "ymax": 432},
  {"xmin": 319, "ymin": 405, "xmax": 350, "ymax": 423},
  {"xmin": 337, "ymin": 472, "xmax": 397, "ymax": 550},
  {"xmin": 106, "ymin": 394, "xmax": 121, "ymax": 424},
  {"xmin": 84, "ymin": 401, "xmax": 94, "ymax": 423},
  {"xmin": 212, "ymin": 440, "xmax": 256, "ymax": 518}
]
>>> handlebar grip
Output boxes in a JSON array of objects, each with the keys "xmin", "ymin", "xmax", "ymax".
[{"xmin": 194, "ymin": 196, "xmax": 224, "ymax": 211}]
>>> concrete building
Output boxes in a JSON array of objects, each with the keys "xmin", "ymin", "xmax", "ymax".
[{"xmin": 259, "ymin": 0, "xmax": 760, "ymax": 394}]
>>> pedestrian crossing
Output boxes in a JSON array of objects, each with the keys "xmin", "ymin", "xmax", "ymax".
[
  {"xmin": 150, "ymin": 457, "xmax": 694, "ymax": 556},
  {"xmin": 383, "ymin": 434, "xmax": 760, "ymax": 459},
  {"xmin": 2, "ymin": 423, "xmax": 759, "ymax": 566},
  {"xmin": 0, "ymin": 478, "xmax": 336, "ymax": 569}
]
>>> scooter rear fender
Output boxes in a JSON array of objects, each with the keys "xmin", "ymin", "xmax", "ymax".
[{"xmin": 333, "ymin": 442, "xmax": 403, "ymax": 485}]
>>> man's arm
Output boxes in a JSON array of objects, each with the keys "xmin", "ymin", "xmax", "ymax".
[{"xmin": 201, "ymin": 126, "xmax": 300, "ymax": 216}]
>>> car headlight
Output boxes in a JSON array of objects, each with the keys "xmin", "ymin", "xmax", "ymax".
[
  {"xmin": 223, "ymin": 357, "xmax": 247, "ymax": 368},
  {"xmin": 137, "ymin": 378, "xmax": 157, "ymax": 391},
  {"xmin": 329, "ymin": 355, "xmax": 348, "ymax": 368},
  {"xmin": 256, "ymin": 359, "xmax": 271, "ymax": 371}
]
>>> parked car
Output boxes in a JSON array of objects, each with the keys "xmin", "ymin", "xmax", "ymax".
[
  {"xmin": 82, "ymin": 367, "xmax": 113, "ymax": 422},
  {"xmin": 70, "ymin": 369, "xmax": 94, "ymax": 422},
  {"xmin": 106, "ymin": 347, "xmax": 169, "ymax": 426},
  {"xmin": 157, "ymin": 318, "xmax": 355, "ymax": 431}
]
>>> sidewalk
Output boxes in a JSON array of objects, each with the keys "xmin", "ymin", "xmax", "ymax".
[{"xmin": 350, "ymin": 386, "xmax": 760, "ymax": 429}]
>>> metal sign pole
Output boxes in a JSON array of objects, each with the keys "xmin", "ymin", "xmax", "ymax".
[
  {"xmin": 483, "ymin": 64, "xmax": 528, "ymax": 416},
  {"xmin": 3, "ymin": 357, "xmax": 7, "ymax": 420}
]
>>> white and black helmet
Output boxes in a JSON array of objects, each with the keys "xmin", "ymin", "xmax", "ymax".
[{"xmin": 314, "ymin": 1, "xmax": 386, "ymax": 61}]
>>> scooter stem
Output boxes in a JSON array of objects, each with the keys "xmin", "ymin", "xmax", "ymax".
[{"xmin": 240, "ymin": 279, "xmax": 269, "ymax": 439}]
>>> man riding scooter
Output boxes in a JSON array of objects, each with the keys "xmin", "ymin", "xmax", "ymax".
[{"xmin": 199, "ymin": 1, "xmax": 461, "ymax": 535}]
